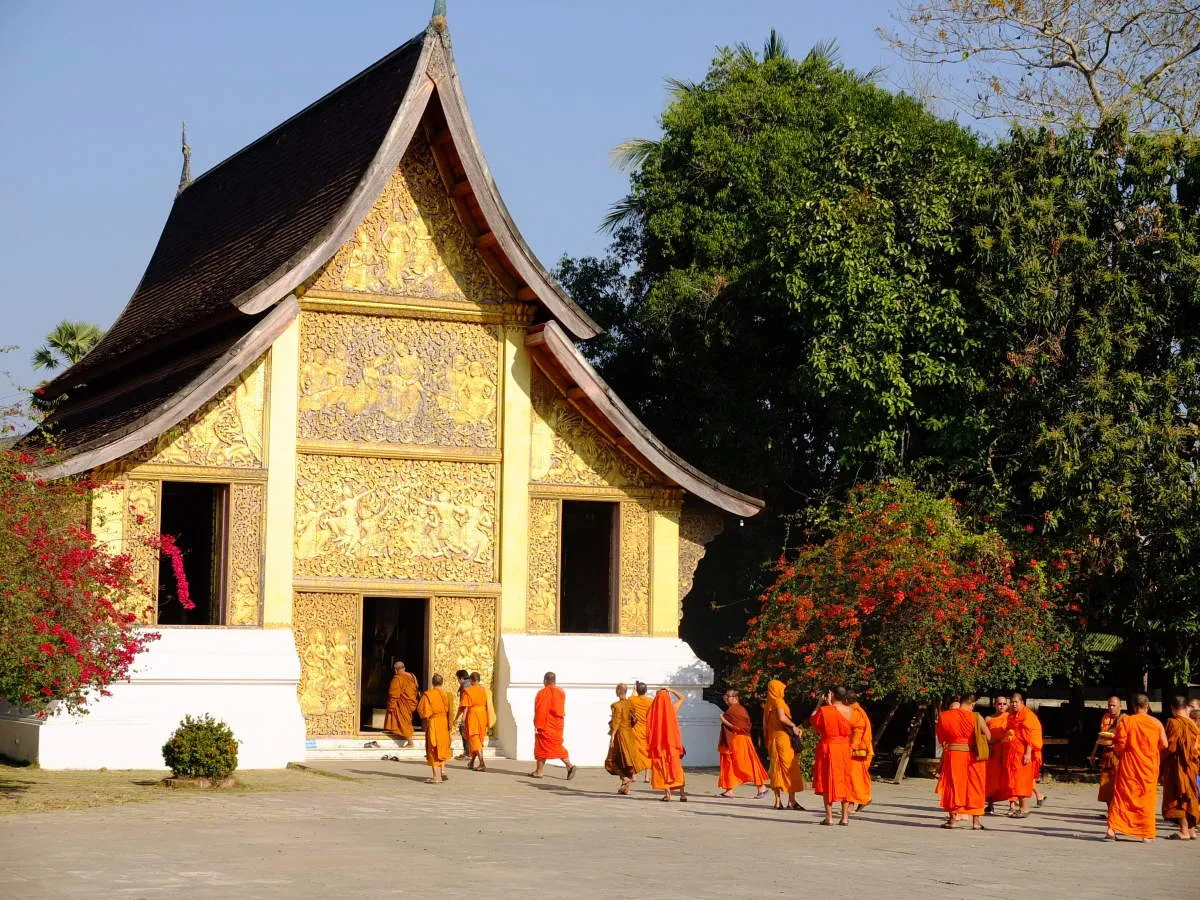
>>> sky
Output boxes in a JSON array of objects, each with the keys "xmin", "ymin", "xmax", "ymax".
[{"xmin": 0, "ymin": 0, "xmax": 911, "ymax": 404}]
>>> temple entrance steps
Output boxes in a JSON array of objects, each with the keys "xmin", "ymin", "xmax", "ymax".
[{"xmin": 304, "ymin": 736, "xmax": 506, "ymax": 762}]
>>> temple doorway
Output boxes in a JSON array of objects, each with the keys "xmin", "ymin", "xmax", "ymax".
[
  {"xmin": 359, "ymin": 597, "xmax": 427, "ymax": 733},
  {"xmin": 559, "ymin": 500, "xmax": 618, "ymax": 633}
]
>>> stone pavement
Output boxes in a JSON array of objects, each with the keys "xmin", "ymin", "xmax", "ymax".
[{"xmin": 1, "ymin": 760, "xmax": 1193, "ymax": 899}]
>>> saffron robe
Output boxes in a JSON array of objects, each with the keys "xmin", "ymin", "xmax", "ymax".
[
  {"xmin": 936, "ymin": 708, "xmax": 986, "ymax": 816},
  {"xmin": 763, "ymin": 680, "xmax": 803, "ymax": 792},
  {"xmin": 460, "ymin": 684, "xmax": 489, "ymax": 753},
  {"xmin": 647, "ymin": 690, "xmax": 686, "ymax": 790},
  {"xmin": 1095, "ymin": 711, "xmax": 1122, "ymax": 804},
  {"xmin": 1108, "ymin": 712, "xmax": 1167, "ymax": 839},
  {"xmin": 718, "ymin": 703, "xmax": 767, "ymax": 790},
  {"xmin": 605, "ymin": 698, "xmax": 644, "ymax": 778},
  {"xmin": 383, "ymin": 671, "xmax": 418, "ymax": 739},
  {"xmin": 417, "ymin": 688, "xmax": 453, "ymax": 766},
  {"xmin": 628, "ymin": 694, "xmax": 653, "ymax": 772},
  {"xmin": 1163, "ymin": 715, "xmax": 1200, "ymax": 826},
  {"xmin": 848, "ymin": 702, "xmax": 873, "ymax": 806},
  {"xmin": 534, "ymin": 684, "xmax": 569, "ymax": 761},
  {"xmin": 1003, "ymin": 706, "xmax": 1043, "ymax": 800},
  {"xmin": 985, "ymin": 711, "xmax": 1010, "ymax": 802},
  {"xmin": 811, "ymin": 705, "xmax": 853, "ymax": 803}
]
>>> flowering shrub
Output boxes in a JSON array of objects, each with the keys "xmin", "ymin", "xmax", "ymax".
[
  {"xmin": 730, "ymin": 480, "xmax": 1074, "ymax": 702},
  {"xmin": 162, "ymin": 714, "xmax": 239, "ymax": 779}
]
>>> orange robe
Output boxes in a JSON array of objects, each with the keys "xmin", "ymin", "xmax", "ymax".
[
  {"xmin": 1003, "ymin": 706, "xmax": 1042, "ymax": 800},
  {"xmin": 936, "ymin": 708, "xmax": 986, "ymax": 816},
  {"xmin": 811, "ymin": 705, "xmax": 853, "ymax": 803},
  {"xmin": 647, "ymin": 690, "xmax": 685, "ymax": 789},
  {"xmin": 763, "ymin": 680, "xmax": 803, "ymax": 792},
  {"xmin": 628, "ymin": 695, "xmax": 653, "ymax": 772},
  {"xmin": 460, "ymin": 684, "xmax": 489, "ymax": 753},
  {"xmin": 534, "ymin": 684, "xmax": 569, "ymax": 761},
  {"xmin": 383, "ymin": 671, "xmax": 418, "ymax": 739},
  {"xmin": 718, "ymin": 703, "xmax": 767, "ymax": 790},
  {"xmin": 605, "ymin": 698, "xmax": 645, "ymax": 778},
  {"xmin": 1108, "ymin": 712, "xmax": 1166, "ymax": 839},
  {"xmin": 985, "ymin": 711, "xmax": 1010, "ymax": 802},
  {"xmin": 1095, "ymin": 711, "xmax": 1122, "ymax": 804},
  {"xmin": 848, "ymin": 702, "xmax": 873, "ymax": 806},
  {"xmin": 1162, "ymin": 716, "xmax": 1200, "ymax": 827},
  {"xmin": 417, "ymin": 688, "xmax": 453, "ymax": 766}
]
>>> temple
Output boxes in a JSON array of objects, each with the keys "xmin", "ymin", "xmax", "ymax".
[{"xmin": 0, "ymin": 5, "xmax": 761, "ymax": 769}]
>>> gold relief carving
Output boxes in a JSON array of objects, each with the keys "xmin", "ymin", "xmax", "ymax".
[
  {"xmin": 678, "ymin": 506, "xmax": 726, "ymax": 608},
  {"xmin": 124, "ymin": 480, "xmax": 160, "ymax": 623},
  {"xmin": 431, "ymin": 595, "xmax": 497, "ymax": 687},
  {"xmin": 297, "ymin": 312, "xmax": 499, "ymax": 447},
  {"xmin": 618, "ymin": 501, "xmax": 651, "ymax": 635},
  {"xmin": 227, "ymin": 483, "xmax": 265, "ymax": 626},
  {"xmin": 293, "ymin": 592, "xmax": 360, "ymax": 736},
  {"xmin": 130, "ymin": 355, "xmax": 266, "ymax": 468},
  {"xmin": 526, "ymin": 498, "xmax": 559, "ymax": 633},
  {"xmin": 294, "ymin": 455, "xmax": 497, "ymax": 582},
  {"xmin": 311, "ymin": 130, "xmax": 505, "ymax": 304},
  {"xmin": 530, "ymin": 369, "xmax": 652, "ymax": 488}
]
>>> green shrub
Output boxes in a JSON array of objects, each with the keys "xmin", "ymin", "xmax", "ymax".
[{"xmin": 162, "ymin": 714, "xmax": 239, "ymax": 779}]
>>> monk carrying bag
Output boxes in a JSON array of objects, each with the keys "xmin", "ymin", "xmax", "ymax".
[{"xmin": 973, "ymin": 715, "xmax": 990, "ymax": 761}]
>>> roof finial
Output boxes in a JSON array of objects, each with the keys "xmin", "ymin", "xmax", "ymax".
[
  {"xmin": 430, "ymin": 0, "xmax": 447, "ymax": 31},
  {"xmin": 177, "ymin": 122, "xmax": 193, "ymax": 195}
]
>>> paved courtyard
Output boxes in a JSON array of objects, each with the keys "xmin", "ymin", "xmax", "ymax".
[{"xmin": 1, "ymin": 760, "xmax": 1193, "ymax": 899}]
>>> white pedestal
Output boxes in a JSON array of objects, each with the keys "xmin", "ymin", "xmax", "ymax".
[
  {"xmin": 0, "ymin": 628, "xmax": 306, "ymax": 770},
  {"xmin": 495, "ymin": 634, "xmax": 722, "ymax": 767}
]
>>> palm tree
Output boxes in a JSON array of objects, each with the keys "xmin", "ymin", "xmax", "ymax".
[{"xmin": 32, "ymin": 321, "xmax": 105, "ymax": 371}]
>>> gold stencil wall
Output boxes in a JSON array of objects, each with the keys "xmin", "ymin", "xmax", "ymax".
[
  {"xmin": 227, "ymin": 483, "xmax": 265, "ymax": 625},
  {"xmin": 431, "ymin": 595, "xmax": 498, "ymax": 687},
  {"xmin": 526, "ymin": 498, "xmax": 559, "ymax": 633},
  {"xmin": 293, "ymin": 592, "xmax": 360, "ymax": 736},
  {"xmin": 618, "ymin": 501, "xmax": 651, "ymax": 634},
  {"xmin": 124, "ymin": 479, "xmax": 160, "ymax": 623}
]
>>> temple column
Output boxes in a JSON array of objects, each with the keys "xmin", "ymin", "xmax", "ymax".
[
  {"xmin": 262, "ymin": 311, "xmax": 300, "ymax": 626},
  {"xmin": 649, "ymin": 490, "xmax": 683, "ymax": 637},
  {"xmin": 499, "ymin": 305, "xmax": 536, "ymax": 633}
]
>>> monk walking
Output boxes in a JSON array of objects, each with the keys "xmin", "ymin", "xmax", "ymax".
[
  {"xmin": 811, "ymin": 686, "xmax": 854, "ymax": 826},
  {"xmin": 648, "ymin": 686, "xmax": 687, "ymax": 801},
  {"xmin": 1004, "ymin": 692, "xmax": 1043, "ymax": 818},
  {"xmin": 1088, "ymin": 695, "xmax": 1124, "ymax": 810},
  {"xmin": 455, "ymin": 671, "xmax": 490, "ymax": 772},
  {"xmin": 629, "ymin": 681, "xmax": 653, "ymax": 783},
  {"xmin": 1106, "ymin": 693, "xmax": 1168, "ymax": 842},
  {"xmin": 716, "ymin": 689, "xmax": 768, "ymax": 799},
  {"xmin": 417, "ymin": 673, "xmax": 453, "ymax": 783},
  {"xmin": 605, "ymin": 683, "xmax": 645, "ymax": 795},
  {"xmin": 383, "ymin": 660, "xmax": 418, "ymax": 747},
  {"xmin": 531, "ymin": 672, "xmax": 576, "ymax": 780},
  {"xmin": 763, "ymin": 679, "xmax": 805, "ymax": 811},
  {"xmin": 935, "ymin": 693, "xmax": 989, "ymax": 830},
  {"xmin": 847, "ymin": 690, "xmax": 873, "ymax": 812},
  {"xmin": 1163, "ymin": 695, "xmax": 1200, "ymax": 840},
  {"xmin": 984, "ymin": 694, "xmax": 1011, "ymax": 816}
]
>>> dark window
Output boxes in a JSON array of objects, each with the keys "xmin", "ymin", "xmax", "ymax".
[
  {"xmin": 157, "ymin": 481, "xmax": 227, "ymax": 626},
  {"xmin": 559, "ymin": 500, "xmax": 617, "ymax": 634}
]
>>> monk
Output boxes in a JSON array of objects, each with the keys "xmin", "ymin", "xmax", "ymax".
[
  {"xmin": 716, "ymin": 689, "xmax": 768, "ymax": 799},
  {"xmin": 647, "ymin": 686, "xmax": 687, "ymax": 801},
  {"xmin": 453, "ymin": 669, "xmax": 470, "ymax": 759},
  {"xmin": 1163, "ymin": 695, "xmax": 1200, "ymax": 840},
  {"xmin": 605, "ymin": 683, "xmax": 645, "ymax": 795},
  {"xmin": 984, "ymin": 694, "xmax": 1011, "ymax": 816},
  {"xmin": 1004, "ymin": 692, "xmax": 1044, "ymax": 818},
  {"xmin": 531, "ymin": 672, "xmax": 576, "ymax": 780},
  {"xmin": 1106, "ymin": 693, "xmax": 1167, "ymax": 842},
  {"xmin": 763, "ymin": 679, "xmax": 805, "ymax": 811},
  {"xmin": 383, "ymin": 660, "xmax": 418, "ymax": 747},
  {"xmin": 811, "ymin": 686, "xmax": 854, "ymax": 826},
  {"xmin": 629, "ymin": 681, "xmax": 653, "ymax": 783},
  {"xmin": 454, "ymin": 671, "xmax": 490, "ymax": 772},
  {"xmin": 847, "ymin": 690, "xmax": 873, "ymax": 812},
  {"xmin": 417, "ymin": 673, "xmax": 453, "ymax": 783},
  {"xmin": 1088, "ymin": 695, "xmax": 1124, "ymax": 809},
  {"xmin": 935, "ymin": 693, "xmax": 989, "ymax": 830}
]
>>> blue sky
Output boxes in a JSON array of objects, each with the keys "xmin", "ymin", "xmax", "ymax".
[{"xmin": 0, "ymin": 0, "xmax": 912, "ymax": 402}]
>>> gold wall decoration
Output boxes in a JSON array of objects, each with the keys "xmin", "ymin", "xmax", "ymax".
[
  {"xmin": 618, "ymin": 500, "xmax": 651, "ymax": 635},
  {"xmin": 526, "ymin": 498, "xmax": 559, "ymax": 633},
  {"xmin": 297, "ymin": 312, "xmax": 499, "ymax": 447},
  {"xmin": 124, "ymin": 479, "xmax": 160, "ymax": 623},
  {"xmin": 227, "ymin": 483, "xmax": 265, "ymax": 626},
  {"xmin": 530, "ymin": 369, "xmax": 652, "ymax": 488},
  {"xmin": 431, "ymin": 595, "xmax": 497, "ymax": 687},
  {"xmin": 294, "ymin": 455, "xmax": 498, "ymax": 582},
  {"xmin": 678, "ymin": 505, "xmax": 726, "ymax": 606},
  {"xmin": 129, "ymin": 355, "xmax": 266, "ymax": 468},
  {"xmin": 310, "ymin": 130, "xmax": 505, "ymax": 304},
  {"xmin": 293, "ymin": 592, "xmax": 360, "ymax": 736}
]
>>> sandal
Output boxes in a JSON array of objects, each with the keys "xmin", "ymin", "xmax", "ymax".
[
  {"xmin": 819, "ymin": 820, "xmax": 833, "ymax": 826},
  {"xmin": 1008, "ymin": 811, "xmax": 1028, "ymax": 819},
  {"xmin": 679, "ymin": 789, "xmax": 687, "ymax": 802},
  {"xmin": 566, "ymin": 765, "xmax": 577, "ymax": 781},
  {"xmin": 838, "ymin": 821, "xmax": 849, "ymax": 826},
  {"xmin": 717, "ymin": 791, "xmax": 734, "ymax": 799},
  {"xmin": 754, "ymin": 789, "xmax": 769, "ymax": 800},
  {"xmin": 940, "ymin": 822, "xmax": 955, "ymax": 829},
  {"xmin": 1036, "ymin": 796, "xmax": 1046, "ymax": 808},
  {"xmin": 972, "ymin": 824, "xmax": 986, "ymax": 831},
  {"xmin": 788, "ymin": 802, "xmax": 806, "ymax": 811},
  {"xmin": 528, "ymin": 771, "xmax": 542, "ymax": 778},
  {"xmin": 423, "ymin": 778, "xmax": 440, "ymax": 784},
  {"xmin": 660, "ymin": 795, "xmax": 671, "ymax": 802}
]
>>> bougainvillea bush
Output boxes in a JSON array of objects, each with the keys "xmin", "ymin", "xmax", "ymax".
[{"xmin": 730, "ymin": 480, "xmax": 1075, "ymax": 702}]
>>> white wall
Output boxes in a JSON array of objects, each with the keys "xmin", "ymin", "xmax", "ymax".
[
  {"xmin": 0, "ymin": 628, "xmax": 306, "ymax": 770},
  {"xmin": 495, "ymin": 633, "xmax": 722, "ymax": 767}
]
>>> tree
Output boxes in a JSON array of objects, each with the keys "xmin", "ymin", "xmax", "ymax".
[
  {"xmin": 883, "ymin": 1, "xmax": 1200, "ymax": 133},
  {"xmin": 32, "ymin": 321, "xmax": 104, "ymax": 371}
]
